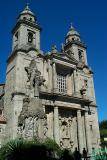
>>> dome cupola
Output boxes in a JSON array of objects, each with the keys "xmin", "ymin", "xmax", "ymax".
[
  {"xmin": 66, "ymin": 24, "xmax": 81, "ymax": 43},
  {"xmin": 17, "ymin": 4, "xmax": 36, "ymax": 23}
]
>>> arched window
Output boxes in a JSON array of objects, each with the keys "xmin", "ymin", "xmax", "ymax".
[{"xmin": 28, "ymin": 32, "xmax": 33, "ymax": 43}]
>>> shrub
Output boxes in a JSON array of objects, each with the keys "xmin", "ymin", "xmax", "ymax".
[{"xmin": 0, "ymin": 138, "xmax": 61, "ymax": 160}]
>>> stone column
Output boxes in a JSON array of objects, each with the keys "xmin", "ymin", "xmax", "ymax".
[
  {"xmin": 77, "ymin": 110, "xmax": 84, "ymax": 153},
  {"xmin": 48, "ymin": 60, "xmax": 53, "ymax": 92},
  {"xmin": 52, "ymin": 63, "xmax": 57, "ymax": 92},
  {"xmin": 84, "ymin": 111, "xmax": 92, "ymax": 155},
  {"xmin": 73, "ymin": 70, "xmax": 80, "ymax": 97},
  {"xmin": 38, "ymin": 118, "xmax": 44, "ymax": 139},
  {"xmin": 54, "ymin": 106, "xmax": 60, "ymax": 144},
  {"xmin": 47, "ymin": 111, "xmax": 54, "ymax": 139}
]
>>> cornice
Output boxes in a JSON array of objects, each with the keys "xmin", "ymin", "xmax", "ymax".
[
  {"xmin": 44, "ymin": 52, "xmax": 78, "ymax": 66},
  {"xmin": 12, "ymin": 20, "xmax": 42, "ymax": 34},
  {"xmin": 64, "ymin": 40, "xmax": 87, "ymax": 49},
  {"xmin": 7, "ymin": 46, "xmax": 40, "ymax": 63},
  {"xmin": 39, "ymin": 91, "xmax": 92, "ymax": 106}
]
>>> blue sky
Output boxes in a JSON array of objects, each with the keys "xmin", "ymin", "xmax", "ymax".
[{"xmin": 0, "ymin": 0, "xmax": 107, "ymax": 121}]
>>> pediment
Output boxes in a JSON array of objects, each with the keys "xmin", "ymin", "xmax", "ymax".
[{"xmin": 56, "ymin": 52, "xmax": 78, "ymax": 65}]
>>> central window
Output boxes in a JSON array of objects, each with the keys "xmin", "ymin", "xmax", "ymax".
[{"xmin": 57, "ymin": 74, "xmax": 67, "ymax": 93}]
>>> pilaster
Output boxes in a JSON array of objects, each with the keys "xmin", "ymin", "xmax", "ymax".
[
  {"xmin": 84, "ymin": 111, "xmax": 92, "ymax": 154},
  {"xmin": 77, "ymin": 109, "xmax": 84, "ymax": 153},
  {"xmin": 73, "ymin": 70, "xmax": 81, "ymax": 97},
  {"xmin": 52, "ymin": 63, "xmax": 57, "ymax": 92},
  {"xmin": 53, "ymin": 106, "xmax": 60, "ymax": 144}
]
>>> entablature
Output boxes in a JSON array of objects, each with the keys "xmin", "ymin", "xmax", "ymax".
[
  {"xmin": 53, "ymin": 58, "xmax": 76, "ymax": 69},
  {"xmin": 39, "ymin": 91, "xmax": 92, "ymax": 106},
  {"xmin": 44, "ymin": 51, "xmax": 78, "ymax": 65},
  {"xmin": 42, "ymin": 99, "xmax": 84, "ymax": 110}
]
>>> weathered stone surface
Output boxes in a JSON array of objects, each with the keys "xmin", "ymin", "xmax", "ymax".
[{"xmin": 18, "ymin": 98, "xmax": 46, "ymax": 125}]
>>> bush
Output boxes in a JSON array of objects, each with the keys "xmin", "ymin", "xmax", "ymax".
[
  {"xmin": 43, "ymin": 138, "xmax": 62, "ymax": 158},
  {"xmin": 0, "ymin": 138, "xmax": 61, "ymax": 160}
]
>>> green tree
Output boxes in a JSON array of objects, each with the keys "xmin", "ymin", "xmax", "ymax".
[{"xmin": 99, "ymin": 120, "xmax": 107, "ymax": 129}]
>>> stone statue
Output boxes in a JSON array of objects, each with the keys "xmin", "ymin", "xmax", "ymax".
[
  {"xmin": 80, "ymin": 79, "xmax": 87, "ymax": 98},
  {"xmin": 25, "ymin": 59, "xmax": 45, "ymax": 97}
]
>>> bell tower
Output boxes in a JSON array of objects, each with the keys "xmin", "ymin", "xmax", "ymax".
[
  {"xmin": 64, "ymin": 24, "xmax": 88, "ymax": 65},
  {"xmin": 4, "ymin": 5, "xmax": 42, "ymax": 141},
  {"xmin": 12, "ymin": 4, "xmax": 41, "ymax": 51}
]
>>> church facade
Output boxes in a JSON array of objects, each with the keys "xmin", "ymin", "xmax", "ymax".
[{"xmin": 0, "ymin": 5, "xmax": 100, "ymax": 153}]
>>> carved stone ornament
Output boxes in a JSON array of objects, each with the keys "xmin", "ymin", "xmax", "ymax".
[
  {"xmin": 83, "ymin": 67, "xmax": 90, "ymax": 75},
  {"xmin": 59, "ymin": 116, "xmax": 73, "ymax": 149},
  {"xmin": 18, "ymin": 98, "xmax": 46, "ymax": 126},
  {"xmin": 25, "ymin": 59, "xmax": 45, "ymax": 97},
  {"xmin": 18, "ymin": 97, "xmax": 48, "ymax": 140},
  {"xmin": 80, "ymin": 87, "xmax": 86, "ymax": 95}
]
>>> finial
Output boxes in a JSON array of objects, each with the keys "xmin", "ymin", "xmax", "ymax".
[
  {"xmin": 27, "ymin": 2, "xmax": 29, "ymax": 7},
  {"xmin": 70, "ymin": 22, "xmax": 74, "ymax": 29},
  {"xmin": 26, "ymin": 3, "xmax": 29, "ymax": 9},
  {"xmin": 52, "ymin": 45, "xmax": 56, "ymax": 50},
  {"xmin": 25, "ymin": 0, "xmax": 30, "ymax": 10},
  {"xmin": 61, "ymin": 43, "xmax": 64, "ymax": 52},
  {"xmin": 51, "ymin": 45, "xmax": 57, "ymax": 53}
]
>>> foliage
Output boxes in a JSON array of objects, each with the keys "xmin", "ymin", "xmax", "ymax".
[
  {"xmin": 100, "ymin": 129, "xmax": 107, "ymax": 137},
  {"xmin": 99, "ymin": 120, "xmax": 107, "ymax": 129},
  {"xmin": 60, "ymin": 149, "xmax": 74, "ymax": 160},
  {"xmin": 0, "ymin": 138, "xmax": 63, "ymax": 160},
  {"xmin": 0, "ymin": 139, "xmax": 25, "ymax": 160},
  {"xmin": 43, "ymin": 138, "xmax": 62, "ymax": 157},
  {"xmin": 99, "ymin": 120, "xmax": 107, "ymax": 148},
  {"xmin": 92, "ymin": 148, "xmax": 107, "ymax": 160},
  {"xmin": 43, "ymin": 138, "xmax": 60, "ymax": 151}
]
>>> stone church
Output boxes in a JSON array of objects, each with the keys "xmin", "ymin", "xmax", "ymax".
[{"xmin": 0, "ymin": 5, "xmax": 100, "ymax": 154}]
